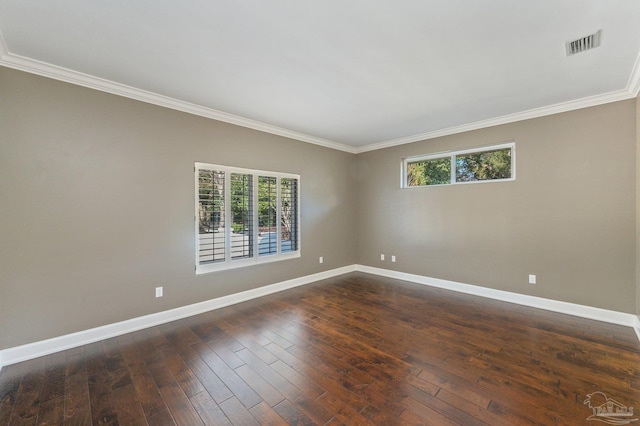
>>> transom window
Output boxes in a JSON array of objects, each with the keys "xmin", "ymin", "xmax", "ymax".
[
  {"xmin": 403, "ymin": 143, "xmax": 515, "ymax": 188},
  {"xmin": 196, "ymin": 163, "xmax": 300, "ymax": 274}
]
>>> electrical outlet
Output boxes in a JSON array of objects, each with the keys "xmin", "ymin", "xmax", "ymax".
[
  {"xmin": 391, "ymin": 255, "xmax": 396, "ymax": 262},
  {"xmin": 155, "ymin": 287, "xmax": 163, "ymax": 298},
  {"xmin": 380, "ymin": 254, "xmax": 385, "ymax": 261},
  {"xmin": 319, "ymin": 256, "xmax": 323, "ymax": 264},
  {"xmin": 528, "ymin": 275, "xmax": 536, "ymax": 284}
]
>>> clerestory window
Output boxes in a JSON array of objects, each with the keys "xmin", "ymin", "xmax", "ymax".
[{"xmin": 403, "ymin": 143, "xmax": 515, "ymax": 188}]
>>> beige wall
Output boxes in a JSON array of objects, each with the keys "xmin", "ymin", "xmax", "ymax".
[
  {"xmin": 637, "ymin": 94, "xmax": 640, "ymax": 317},
  {"xmin": 1, "ymin": 65, "xmax": 638, "ymax": 351},
  {"xmin": 355, "ymin": 101, "xmax": 637, "ymax": 313},
  {"xmin": 0, "ymin": 67, "xmax": 356, "ymax": 349}
]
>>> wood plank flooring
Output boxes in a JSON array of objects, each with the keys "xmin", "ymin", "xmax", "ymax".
[{"xmin": 1, "ymin": 272, "xmax": 639, "ymax": 425}]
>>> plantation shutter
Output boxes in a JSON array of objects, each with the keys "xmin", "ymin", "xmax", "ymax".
[
  {"xmin": 197, "ymin": 169, "xmax": 226, "ymax": 264},
  {"xmin": 281, "ymin": 178, "xmax": 299, "ymax": 252}
]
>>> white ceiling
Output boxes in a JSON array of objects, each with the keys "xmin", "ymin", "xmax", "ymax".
[{"xmin": 1, "ymin": 1, "xmax": 639, "ymax": 153}]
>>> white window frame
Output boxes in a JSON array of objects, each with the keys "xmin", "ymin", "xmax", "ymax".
[
  {"xmin": 402, "ymin": 142, "xmax": 516, "ymax": 188},
  {"xmin": 195, "ymin": 163, "xmax": 300, "ymax": 274}
]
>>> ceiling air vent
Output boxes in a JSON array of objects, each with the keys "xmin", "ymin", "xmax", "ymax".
[{"xmin": 565, "ymin": 30, "xmax": 602, "ymax": 56}]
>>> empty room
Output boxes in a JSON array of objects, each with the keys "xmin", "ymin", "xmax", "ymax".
[{"xmin": 1, "ymin": 1, "xmax": 640, "ymax": 425}]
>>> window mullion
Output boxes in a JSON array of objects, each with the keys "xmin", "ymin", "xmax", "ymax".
[
  {"xmin": 252, "ymin": 173, "xmax": 259, "ymax": 259},
  {"xmin": 276, "ymin": 177, "xmax": 282, "ymax": 255},
  {"xmin": 224, "ymin": 171, "xmax": 231, "ymax": 262},
  {"xmin": 450, "ymin": 155, "xmax": 456, "ymax": 184}
]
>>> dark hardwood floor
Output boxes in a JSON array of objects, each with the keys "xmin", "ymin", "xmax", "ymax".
[{"xmin": 1, "ymin": 272, "xmax": 639, "ymax": 425}]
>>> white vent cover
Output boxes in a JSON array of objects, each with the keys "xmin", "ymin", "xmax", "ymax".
[{"xmin": 565, "ymin": 30, "xmax": 602, "ymax": 56}]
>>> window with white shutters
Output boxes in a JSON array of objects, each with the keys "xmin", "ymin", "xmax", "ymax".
[{"xmin": 196, "ymin": 163, "xmax": 300, "ymax": 274}]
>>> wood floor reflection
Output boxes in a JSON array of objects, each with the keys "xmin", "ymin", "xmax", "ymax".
[{"xmin": 1, "ymin": 272, "xmax": 639, "ymax": 425}]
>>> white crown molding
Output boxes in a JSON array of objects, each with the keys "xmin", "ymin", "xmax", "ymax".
[
  {"xmin": 1, "ymin": 31, "xmax": 638, "ymax": 155},
  {"xmin": 0, "ymin": 265, "xmax": 356, "ymax": 370},
  {"xmin": 355, "ymin": 265, "xmax": 640, "ymax": 330},
  {"xmin": 0, "ymin": 29, "xmax": 8, "ymax": 57},
  {"xmin": 355, "ymin": 81, "xmax": 640, "ymax": 154},
  {"xmin": 627, "ymin": 50, "xmax": 640, "ymax": 97},
  {"xmin": 0, "ymin": 45, "xmax": 357, "ymax": 155}
]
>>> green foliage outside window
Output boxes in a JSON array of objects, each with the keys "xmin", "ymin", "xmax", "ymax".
[
  {"xmin": 406, "ymin": 145, "xmax": 513, "ymax": 187},
  {"xmin": 456, "ymin": 148, "xmax": 511, "ymax": 182},
  {"xmin": 198, "ymin": 170, "xmax": 224, "ymax": 232},
  {"xmin": 258, "ymin": 176, "xmax": 277, "ymax": 228},
  {"xmin": 407, "ymin": 157, "xmax": 451, "ymax": 186},
  {"xmin": 230, "ymin": 173, "xmax": 252, "ymax": 234}
]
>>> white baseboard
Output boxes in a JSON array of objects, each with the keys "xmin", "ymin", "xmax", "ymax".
[
  {"xmin": 355, "ymin": 265, "xmax": 640, "ymax": 331},
  {"xmin": 1, "ymin": 263, "xmax": 637, "ymax": 373},
  {"xmin": 0, "ymin": 265, "xmax": 356, "ymax": 370}
]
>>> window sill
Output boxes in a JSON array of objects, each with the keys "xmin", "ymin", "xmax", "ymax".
[{"xmin": 196, "ymin": 251, "xmax": 301, "ymax": 275}]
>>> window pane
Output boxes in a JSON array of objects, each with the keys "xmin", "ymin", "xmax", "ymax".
[
  {"xmin": 455, "ymin": 148, "xmax": 511, "ymax": 182},
  {"xmin": 230, "ymin": 173, "xmax": 253, "ymax": 260},
  {"xmin": 198, "ymin": 170, "xmax": 225, "ymax": 264},
  {"xmin": 258, "ymin": 176, "xmax": 277, "ymax": 256},
  {"xmin": 407, "ymin": 157, "xmax": 451, "ymax": 186},
  {"xmin": 280, "ymin": 178, "xmax": 298, "ymax": 253}
]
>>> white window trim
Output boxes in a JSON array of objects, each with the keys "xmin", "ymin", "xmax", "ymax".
[
  {"xmin": 195, "ymin": 163, "xmax": 301, "ymax": 274},
  {"xmin": 402, "ymin": 142, "xmax": 516, "ymax": 188}
]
